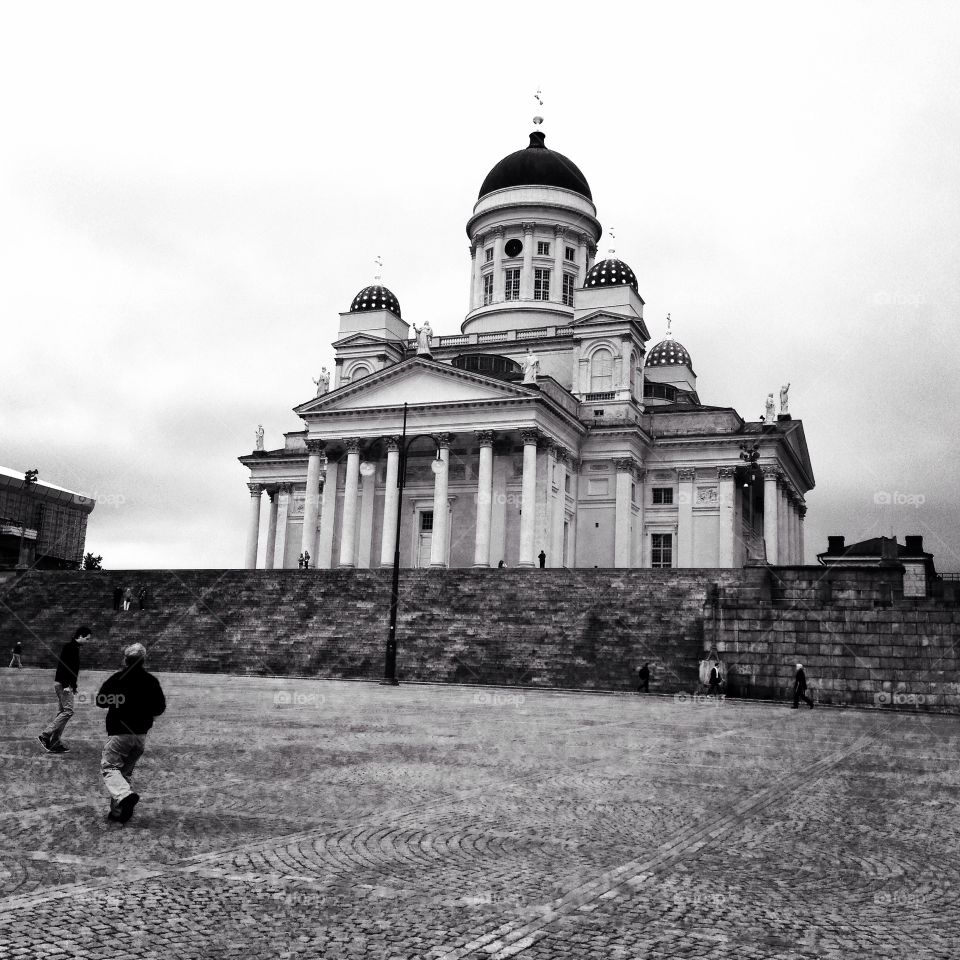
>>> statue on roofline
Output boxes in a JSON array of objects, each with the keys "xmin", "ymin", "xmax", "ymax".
[
  {"xmin": 255, "ymin": 425, "xmax": 265, "ymax": 451},
  {"xmin": 522, "ymin": 347, "xmax": 540, "ymax": 384},
  {"xmin": 313, "ymin": 367, "xmax": 330, "ymax": 396},
  {"xmin": 780, "ymin": 382, "xmax": 790, "ymax": 415}
]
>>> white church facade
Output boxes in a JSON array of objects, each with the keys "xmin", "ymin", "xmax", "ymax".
[{"xmin": 240, "ymin": 128, "xmax": 814, "ymax": 570}]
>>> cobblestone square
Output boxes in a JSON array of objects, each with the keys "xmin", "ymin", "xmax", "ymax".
[{"xmin": 1, "ymin": 669, "xmax": 957, "ymax": 958}]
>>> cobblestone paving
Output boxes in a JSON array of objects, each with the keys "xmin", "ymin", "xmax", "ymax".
[{"xmin": 1, "ymin": 669, "xmax": 957, "ymax": 958}]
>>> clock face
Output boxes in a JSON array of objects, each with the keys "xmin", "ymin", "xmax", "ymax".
[{"xmin": 504, "ymin": 238, "xmax": 523, "ymax": 258}]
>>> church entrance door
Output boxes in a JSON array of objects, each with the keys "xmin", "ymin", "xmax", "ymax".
[{"xmin": 417, "ymin": 510, "xmax": 434, "ymax": 568}]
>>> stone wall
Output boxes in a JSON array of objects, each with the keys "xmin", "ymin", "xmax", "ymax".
[{"xmin": 2, "ymin": 566, "xmax": 957, "ymax": 711}]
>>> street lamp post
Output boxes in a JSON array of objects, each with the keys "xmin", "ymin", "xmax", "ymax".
[
  {"xmin": 359, "ymin": 404, "xmax": 441, "ymax": 685},
  {"xmin": 17, "ymin": 469, "xmax": 38, "ymax": 570}
]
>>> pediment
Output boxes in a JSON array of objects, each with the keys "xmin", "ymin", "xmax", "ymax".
[
  {"xmin": 296, "ymin": 358, "xmax": 538, "ymax": 413},
  {"xmin": 331, "ymin": 332, "xmax": 400, "ymax": 349},
  {"xmin": 572, "ymin": 310, "xmax": 650, "ymax": 339}
]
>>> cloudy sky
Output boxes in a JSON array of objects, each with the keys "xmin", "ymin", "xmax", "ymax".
[{"xmin": 2, "ymin": 2, "xmax": 958, "ymax": 570}]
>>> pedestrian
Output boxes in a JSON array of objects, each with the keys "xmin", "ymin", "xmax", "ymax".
[
  {"xmin": 96, "ymin": 642, "xmax": 166, "ymax": 823},
  {"xmin": 38, "ymin": 625, "xmax": 92, "ymax": 753},
  {"xmin": 298, "ymin": 553, "xmax": 304, "ymax": 569},
  {"xmin": 538, "ymin": 549, "xmax": 546, "ymax": 568},
  {"xmin": 497, "ymin": 560, "xmax": 505, "ymax": 569},
  {"xmin": 9, "ymin": 641, "xmax": 23, "ymax": 668},
  {"xmin": 122, "ymin": 586, "xmax": 133, "ymax": 611},
  {"xmin": 708, "ymin": 660, "xmax": 722, "ymax": 697},
  {"xmin": 303, "ymin": 550, "xmax": 310, "ymax": 569},
  {"xmin": 137, "ymin": 587, "xmax": 146, "ymax": 611},
  {"xmin": 792, "ymin": 662, "xmax": 814, "ymax": 709},
  {"xmin": 637, "ymin": 663, "xmax": 650, "ymax": 693},
  {"xmin": 112, "ymin": 585, "xmax": 122, "ymax": 612}
]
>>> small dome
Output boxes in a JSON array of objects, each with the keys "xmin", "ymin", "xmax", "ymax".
[
  {"xmin": 646, "ymin": 337, "xmax": 693, "ymax": 369},
  {"xmin": 479, "ymin": 131, "xmax": 592, "ymax": 201},
  {"xmin": 584, "ymin": 257, "xmax": 638, "ymax": 293},
  {"xmin": 350, "ymin": 284, "xmax": 401, "ymax": 318}
]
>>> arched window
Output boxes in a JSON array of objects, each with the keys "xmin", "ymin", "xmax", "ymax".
[
  {"xmin": 590, "ymin": 348, "xmax": 614, "ymax": 392},
  {"xmin": 349, "ymin": 363, "xmax": 372, "ymax": 382}
]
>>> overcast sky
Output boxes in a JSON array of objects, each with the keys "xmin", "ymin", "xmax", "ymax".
[{"xmin": 2, "ymin": 2, "xmax": 959, "ymax": 570}]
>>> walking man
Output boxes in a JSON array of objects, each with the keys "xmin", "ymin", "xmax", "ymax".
[
  {"xmin": 637, "ymin": 663, "xmax": 650, "ymax": 693},
  {"xmin": 9, "ymin": 641, "xmax": 23, "ymax": 668},
  {"xmin": 792, "ymin": 662, "xmax": 814, "ymax": 709},
  {"xmin": 38, "ymin": 625, "xmax": 91, "ymax": 753},
  {"xmin": 96, "ymin": 643, "xmax": 166, "ymax": 823}
]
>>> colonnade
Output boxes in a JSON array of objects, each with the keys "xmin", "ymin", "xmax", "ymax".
[{"xmin": 762, "ymin": 467, "xmax": 807, "ymax": 564}]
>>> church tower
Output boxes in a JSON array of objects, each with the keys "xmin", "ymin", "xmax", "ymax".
[{"xmin": 463, "ymin": 130, "xmax": 602, "ymax": 333}]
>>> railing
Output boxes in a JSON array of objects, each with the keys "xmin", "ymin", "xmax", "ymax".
[
  {"xmin": 585, "ymin": 391, "xmax": 615, "ymax": 401},
  {"xmin": 517, "ymin": 327, "xmax": 549, "ymax": 340},
  {"xmin": 477, "ymin": 331, "xmax": 509, "ymax": 343},
  {"xmin": 555, "ymin": 326, "xmax": 574, "ymax": 336},
  {"xmin": 438, "ymin": 335, "xmax": 470, "ymax": 346}
]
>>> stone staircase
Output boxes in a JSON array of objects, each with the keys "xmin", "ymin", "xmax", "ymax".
[{"xmin": 0, "ymin": 569, "xmax": 749, "ymax": 693}]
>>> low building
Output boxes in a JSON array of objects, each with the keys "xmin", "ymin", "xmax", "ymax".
[
  {"xmin": 0, "ymin": 467, "xmax": 96, "ymax": 570},
  {"xmin": 817, "ymin": 534, "xmax": 936, "ymax": 597}
]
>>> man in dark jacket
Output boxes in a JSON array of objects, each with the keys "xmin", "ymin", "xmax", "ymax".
[
  {"xmin": 38, "ymin": 625, "xmax": 91, "ymax": 753},
  {"xmin": 96, "ymin": 643, "xmax": 166, "ymax": 823},
  {"xmin": 792, "ymin": 662, "xmax": 814, "ymax": 709}
]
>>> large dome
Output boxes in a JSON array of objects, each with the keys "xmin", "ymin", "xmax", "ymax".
[
  {"xmin": 479, "ymin": 131, "xmax": 592, "ymax": 201},
  {"xmin": 350, "ymin": 284, "xmax": 401, "ymax": 318},
  {"xmin": 647, "ymin": 337, "xmax": 694, "ymax": 371},
  {"xmin": 584, "ymin": 257, "xmax": 638, "ymax": 293}
]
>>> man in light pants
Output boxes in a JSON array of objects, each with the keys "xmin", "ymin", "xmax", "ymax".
[
  {"xmin": 38, "ymin": 626, "xmax": 92, "ymax": 753},
  {"xmin": 96, "ymin": 643, "xmax": 166, "ymax": 823}
]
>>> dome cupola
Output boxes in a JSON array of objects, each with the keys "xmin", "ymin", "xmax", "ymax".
[
  {"xmin": 350, "ymin": 284, "xmax": 401, "ymax": 319},
  {"xmin": 584, "ymin": 257, "xmax": 639, "ymax": 293},
  {"xmin": 478, "ymin": 131, "xmax": 592, "ymax": 201},
  {"xmin": 646, "ymin": 337, "xmax": 693, "ymax": 370}
]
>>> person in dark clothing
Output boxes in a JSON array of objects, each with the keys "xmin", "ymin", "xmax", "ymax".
[
  {"xmin": 9, "ymin": 641, "xmax": 23, "ymax": 668},
  {"xmin": 793, "ymin": 663, "xmax": 814, "ymax": 709},
  {"xmin": 112, "ymin": 586, "xmax": 122, "ymax": 612},
  {"xmin": 97, "ymin": 643, "xmax": 166, "ymax": 823},
  {"xmin": 538, "ymin": 550, "xmax": 546, "ymax": 568},
  {"xmin": 708, "ymin": 662, "xmax": 722, "ymax": 697},
  {"xmin": 38, "ymin": 626, "xmax": 92, "ymax": 753},
  {"xmin": 137, "ymin": 588, "xmax": 146, "ymax": 611},
  {"xmin": 637, "ymin": 663, "xmax": 650, "ymax": 693}
]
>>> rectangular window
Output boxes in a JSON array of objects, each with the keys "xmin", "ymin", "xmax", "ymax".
[
  {"xmin": 504, "ymin": 268, "xmax": 520, "ymax": 301},
  {"xmin": 651, "ymin": 533, "xmax": 673, "ymax": 568},
  {"xmin": 562, "ymin": 272, "xmax": 575, "ymax": 306},
  {"xmin": 534, "ymin": 268, "xmax": 550, "ymax": 301},
  {"xmin": 420, "ymin": 511, "xmax": 434, "ymax": 532},
  {"xmin": 652, "ymin": 487, "xmax": 674, "ymax": 505},
  {"xmin": 537, "ymin": 241, "xmax": 550, "ymax": 256},
  {"xmin": 565, "ymin": 246, "xmax": 576, "ymax": 262},
  {"xmin": 482, "ymin": 273, "xmax": 494, "ymax": 305}
]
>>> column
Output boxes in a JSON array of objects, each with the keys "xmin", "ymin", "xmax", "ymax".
[
  {"xmin": 473, "ymin": 431, "xmax": 495, "ymax": 567},
  {"xmin": 632, "ymin": 468, "xmax": 645, "ymax": 567},
  {"xmin": 316, "ymin": 457, "xmax": 339, "ymax": 569},
  {"xmin": 550, "ymin": 446, "xmax": 567, "ymax": 568},
  {"xmin": 430, "ymin": 434, "xmax": 453, "ymax": 567},
  {"xmin": 492, "ymin": 227, "xmax": 504, "ymax": 302},
  {"xmin": 338, "ymin": 439, "xmax": 361, "ymax": 568},
  {"xmin": 380, "ymin": 438, "xmax": 401, "ymax": 567},
  {"xmin": 358, "ymin": 464, "xmax": 376, "ymax": 568},
  {"xmin": 552, "ymin": 226, "xmax": 566, "ymax": 304},
  {"xmin": 718, "ymin": 467, "xmax": 736, "ymax": 568},
  {"xmin": 586, "ymin": 240, "xmax": 597, "ymax": 272},
  {"xmin": 264, "ymin": 490, "xmax": 279, "ymax": 570},
  {"xmin": 300, "ymin": 440, "xmax": 326, "ymax": 562},
  {"xmin": 763, "ymin": 467, "xmax": 779, "ymax": 565},
  {"xmin": 470, "ymin": 238, "xmax": 481, "ymax": 311},
  {"xmin": 567, "ymin": 458, "xmax": 580, "ymax": 566},
  {"xmin": 677, "ymin": 468, "xmax": 696, "ymax": 568},
  {"xmin": 518, "ymin": 428, "xmax": 539, "ymax": 567},
  {"xmin": 798, "ymin": 503, "xmax": 807, "ymax": 564},
  {"xmin": 778, "ymin": 485, "xmax": 790, "ymax": 565},
  {"xmin": 244, "ymin": 483, "xmax": 263, "ymax": 569},
  {"xmin": 273, "ymin": 484, "xmax": 291, "ymax": 569},
  {"xmin": 614, "ymin": 459, "xmax": 634, "ymax": 567},
  {"xmin": 577, "ymin": 233, "xmax": 589, "ymax": 284},
  {"xmin": 521, "ymin": 222, "xmax": 535, "ymax": 299}
]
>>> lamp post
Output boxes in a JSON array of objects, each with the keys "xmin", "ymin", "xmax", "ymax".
[{"xmin": 359, "ymin": 404, "xmax": 442, "ymax": 685}]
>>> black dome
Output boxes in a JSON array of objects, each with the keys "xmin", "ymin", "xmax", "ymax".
[
  {"xmin": 584, "ymin": 257, "xmax": 638, "ymax": 293},
  {"xmin": 350, "ymin": 284, "xmax": 401, "ymax": 318},
  {"xmin": 647, "ymin": 338, "xmax": 693, "ymax": 370},
  {"xmin": 479, "ymin": 131, "xmax": 592, "ymax": 201}
]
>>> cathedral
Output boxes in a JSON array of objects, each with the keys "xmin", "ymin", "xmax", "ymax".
[{"xmin": 239, "ymin": 125, "xmax": 814, "ymax": 571}]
